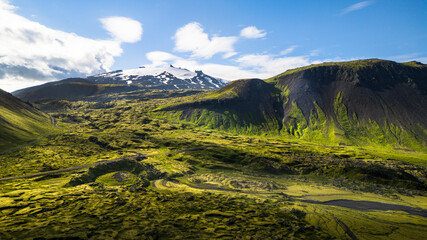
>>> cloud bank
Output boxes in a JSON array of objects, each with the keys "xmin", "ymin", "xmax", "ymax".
[
  {"xmin": 146, "ymin": 22, "xmax": 312, "ymax": 81},
  {"xmin": 145, "ymin": 50, "xmax": 311, "ymax": 81},
  {"xmin": 0, "ymin": 0, "xmax": 142, "ymax": 92}
]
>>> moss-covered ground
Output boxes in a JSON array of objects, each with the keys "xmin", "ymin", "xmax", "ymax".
[{"xmin": 0, "ymin": 91, "xmax": 425, "ymax": 239}]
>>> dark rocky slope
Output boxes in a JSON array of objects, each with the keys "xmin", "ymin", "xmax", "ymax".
[
  {"xmin": 157, "ymin": 59, "xmax": 427, "ymax": 150},
  {"xmin": 270, "ymin": 59, "xmax": 426, "ymax": 134},
  {"xmin": 13, "ymin": 78, "xmax": 140, "ymax": 102},
  {"xmin": 160, "ymin": 79, "xmax": 283, "ymax": 132}
]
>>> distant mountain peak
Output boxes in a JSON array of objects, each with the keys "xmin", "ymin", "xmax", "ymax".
[{"xmin": 88, "ymin": 65, "xmax": 226, "ymax": 90}]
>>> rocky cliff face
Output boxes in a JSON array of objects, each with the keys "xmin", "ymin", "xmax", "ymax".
[
  {"xmin": 270, "ymin": 59, "xmax": 426, "ymax": 132},
  {"xmin": 157, "ymin": 59, "xmax": 427, "ymax": 150}
]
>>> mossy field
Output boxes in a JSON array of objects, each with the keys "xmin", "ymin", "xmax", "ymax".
[{"xmin": 0, "ymin": 90, "xmax": 426, "ymax": 239}]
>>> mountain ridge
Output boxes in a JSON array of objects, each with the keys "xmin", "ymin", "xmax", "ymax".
[
  {"xmin": 13, "ymin": 78, "xmax": 141, "ymax": 102},
  {"xmin": 155, "ymin": 59, "xmax": 427, "ymax": 150},
  {"xmin": 13, "ymin": 66, "xmax": 225, "ymax": 102}
]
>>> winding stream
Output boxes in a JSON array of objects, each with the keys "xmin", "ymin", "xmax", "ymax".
[{"xmin": 302, "ymin": 199, "xmax": 427, "ymax": 217}]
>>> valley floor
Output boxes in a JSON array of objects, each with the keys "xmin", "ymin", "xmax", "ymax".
[{"xmin": 0, "ymin": 95, "xmax": 426, "ymax": 239}]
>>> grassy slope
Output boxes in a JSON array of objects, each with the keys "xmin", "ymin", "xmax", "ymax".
[{"xmin": 0, "ymin": 89, "xmax": 57, "ymax": 151}]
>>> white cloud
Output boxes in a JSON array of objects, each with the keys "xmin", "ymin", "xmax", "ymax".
[
  {"xmin": 387, "ymin": 53, "xmax": 422, "ymax": 62},
  {"xmin": 280, "ymin": 45, "xmax": 298, "ymax": 55},
  {"xmin": 190, "ymin": 63, "xmax": 268, "ymax": 80},
  {"xmin": 240, "ymin": 26, "xmax": 266, "ymax": 39},
  {"xmin": 222, "ymin": 52, "xmax": 238, "ymax": 59},
  {"xmin": 339, "ymin": 1, "xmax": 373, "ymax": 15},
  {"xmin": 0, "ymin": 74, "xmax": 45, "ymax": 93},
  {"xmin": 173, "ymin": 22, "xmax": 238, "ymax": 59},
  {"xmin": 0, "ymin": 0, "xmax": 142, "ymax": 92},
  {"xmin": 413, "ymin": 57, "xmax": 427, "ymax": 64},
  {"xmin": 0, "ymin": 0, "xmax": 14, "ymax": 11},
  {"xmin": 146, "ymin": 51, "xmax": 181, "ymax": 67},
  {"xmin": 100, "ymin": 16, "xmax": 142, "ymax": 43},
  {"xmin": 236, "ymin": 54, "xmax": 310, "ymax": 76},
  {"xmin": 385, "ymin": 53, "xmax": 427, "ymax": 64},
  {"xmin": 167, "ymin": 23, "xmax": 311, "ymax": 80}
]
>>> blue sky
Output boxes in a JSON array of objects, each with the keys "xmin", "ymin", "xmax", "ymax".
[{"xmin": 0, "ymin": 0, "xmax": 426, "ymax": 91}]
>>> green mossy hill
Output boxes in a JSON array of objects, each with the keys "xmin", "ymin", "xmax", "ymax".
[
  {"xmin": 0, "ymin": 88, "xmax": 56, "ymax": 151},
  {"xmin": 68, "ymin": 158, "xmax": 163, "ymax": 186},
  {"xmin": 157, "ymin": 79, "xmax": 284, "ymax": 133},
  {"xmin": 13, "ymin": 78, "xmax": 140, "ymax": 102},
  {"xmin": 157, "ymin": 59, "xmax": 427, "ymax": 150}
]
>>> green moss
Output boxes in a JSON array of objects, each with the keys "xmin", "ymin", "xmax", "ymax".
[
  {"xmin": 280, "ymin": 85, "xmax": 291, "ymax": 104},
  {"xmin": 95, "ymin": 171, "xmax": 139, "ymax": 186},
  {"xmin": 152, "ymin": 106, "xmax": 282, "ymax": 136},
  {"xmin": 283, "ymin": 101, "xmax": 308, "ymax": 137},
  {"xmin": 334, "ymin": 92, "xmax": 352, "ymax": 134},
  {"xmin": 0, "ymin": 93, "xmax": 426, "ymax": 239},
  {"xmin": 299, "ymin": 102, "xmax": 332, "ymax": 143},
  {"xmin": 201, "ymin": 87, "xmax": 238, "ymax": 99},
  {"xmin": 0, "ymin": 105, "xmax": 58, "ymax": 151},
  {"xmin": 401, "ymin": 61, "xmax": 425, "ymax": 67}
]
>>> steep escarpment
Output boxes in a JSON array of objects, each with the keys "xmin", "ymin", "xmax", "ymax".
[
  {"xmin": 271, "ymin": 59, "xmax": 426, "ymax": 131},
  {"xmin": 270, "ymin": 59, "xmax": 427, "ymax": 148},
  {"xmin": 156, "ymin": 59, "xmax": 427, "ymax": 150}
]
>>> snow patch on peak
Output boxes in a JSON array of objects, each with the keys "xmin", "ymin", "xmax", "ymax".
[
  {"xmin": 205, "ymin": 76, "xmax": 220, "ymax": 88},
  {"xmin": 89, "ymin": 65, "xmax": 226, "ymax": 89},
  {"xmin": 118, "ymin": 66, "xmax": 197, "ymax": 80}
]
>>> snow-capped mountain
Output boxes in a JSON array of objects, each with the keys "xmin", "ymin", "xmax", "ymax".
[{"xmin": 87, "ymin": 65, "xmax": 227, "ymax": 90}]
